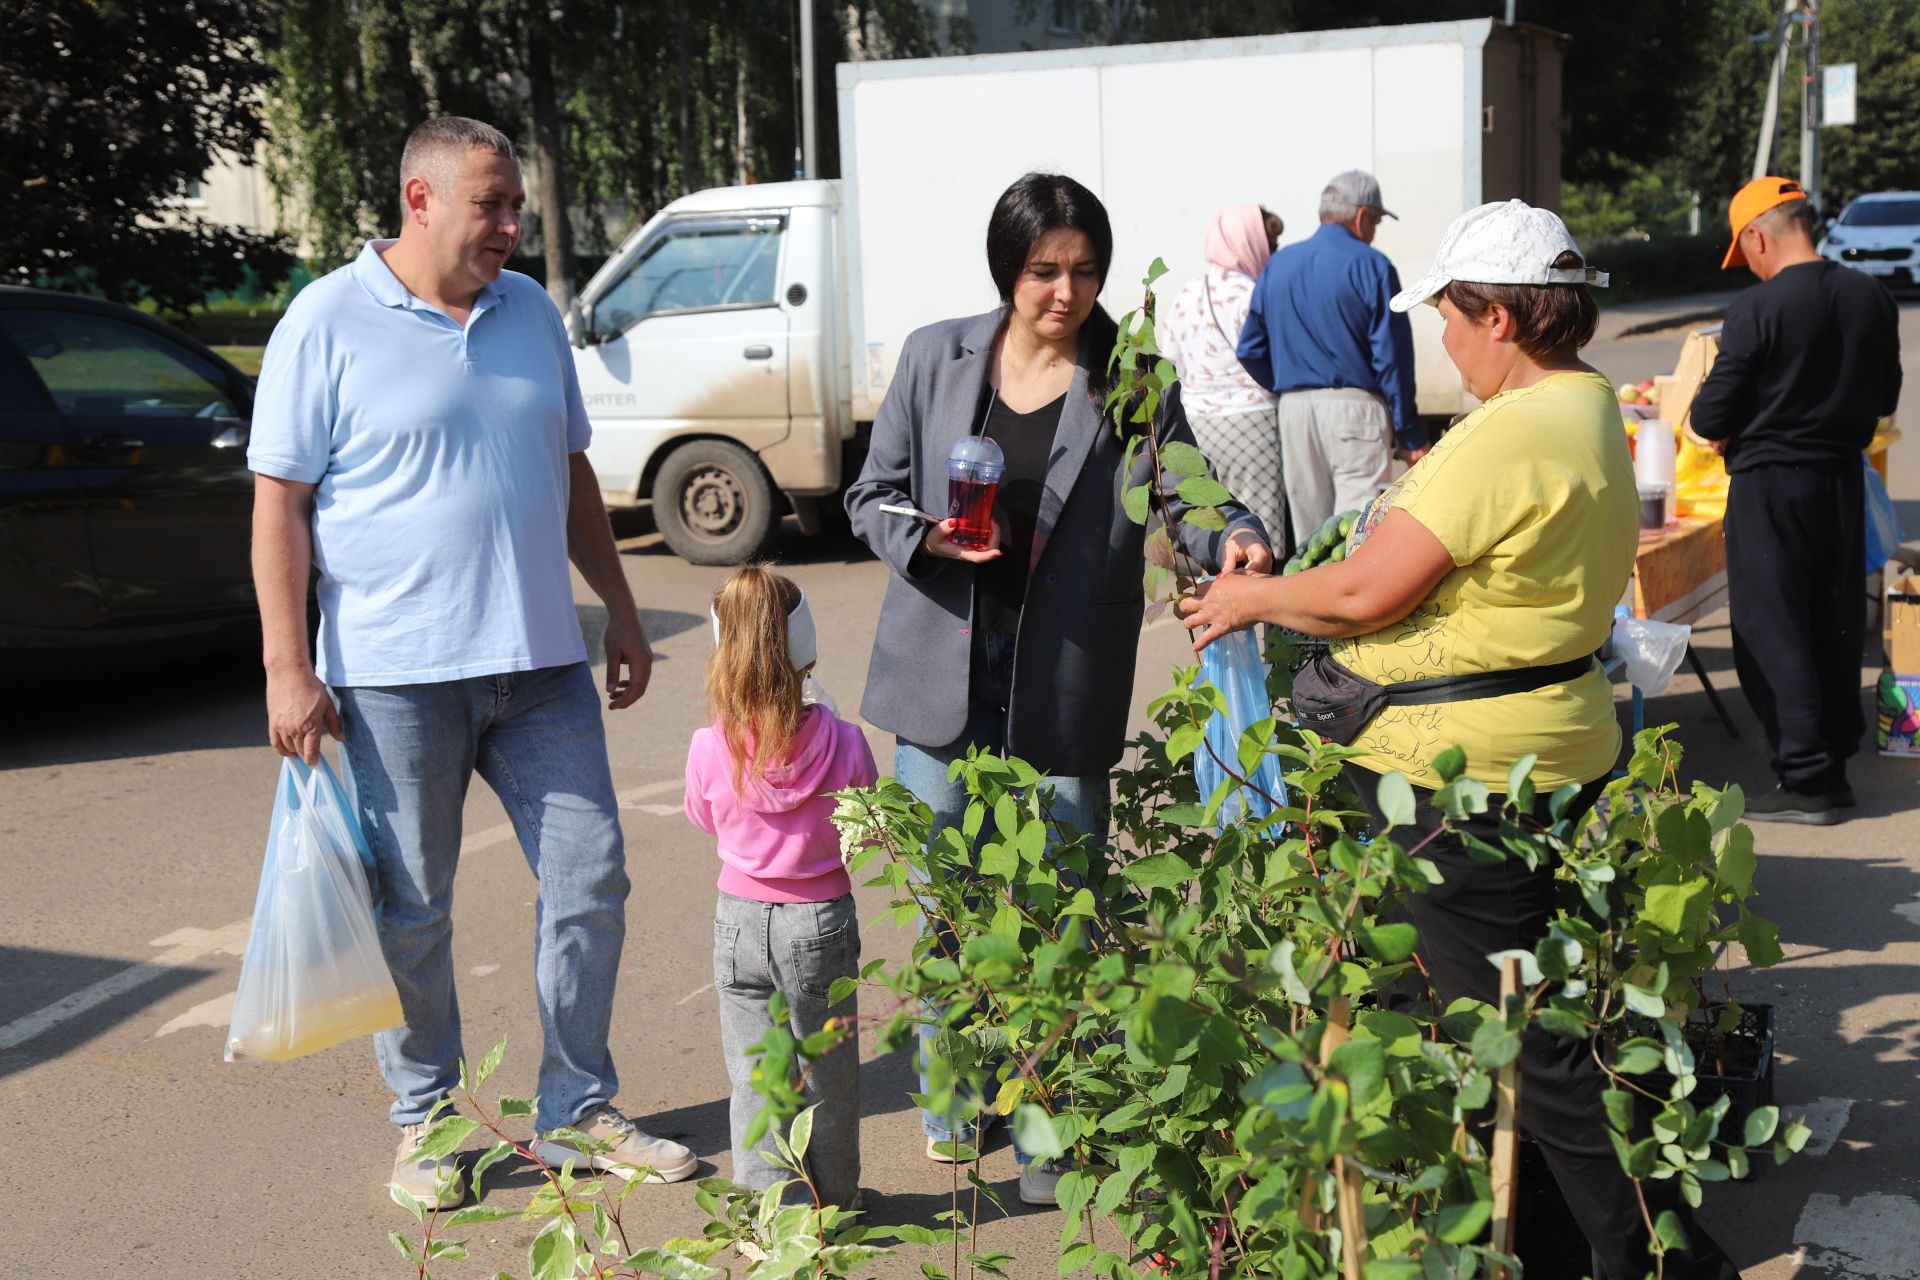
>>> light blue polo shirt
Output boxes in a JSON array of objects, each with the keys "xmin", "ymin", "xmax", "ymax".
[{"xmin": 249, "ymin": 240, "xmax": 592, "ymax": 686}]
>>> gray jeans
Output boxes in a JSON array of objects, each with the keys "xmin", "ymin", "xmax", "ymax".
[{"xmin": 714, "ymin": 891, "xmax": 861, "ymax": 1205}]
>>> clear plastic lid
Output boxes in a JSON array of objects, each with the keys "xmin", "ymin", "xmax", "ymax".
[{"xmin": 947, "ymin": 434, "xmax": 1005, "ymax": 478}]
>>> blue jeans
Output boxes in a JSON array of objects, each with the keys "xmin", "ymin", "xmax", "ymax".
[
  {"xmin": 334, "ymin": 662, "xmax": 629, "ymax": 1134},
  {"xmin": 892, "ymin": 630, "xmax": 1108, "ymax": 1157}
]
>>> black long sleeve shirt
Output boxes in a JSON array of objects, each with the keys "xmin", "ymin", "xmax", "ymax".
[{"xmin": 1690, "ymin": 260, "xmax": 1902, "ymax": 473}]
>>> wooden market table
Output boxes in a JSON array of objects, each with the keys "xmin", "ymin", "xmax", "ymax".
[{"xmin": 1633, "ymin": 515, "xmax": 1727, "ymax": 625}]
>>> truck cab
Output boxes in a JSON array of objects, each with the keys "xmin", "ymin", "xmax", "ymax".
[{"xmin": 566, "ymin": 180, "xmax": 849, "ymax": 564}]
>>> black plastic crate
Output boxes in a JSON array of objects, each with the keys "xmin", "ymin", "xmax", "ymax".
[{"xmin": 1644, "ymin": 1002, "xmax": 1776, "ymax": 1176}]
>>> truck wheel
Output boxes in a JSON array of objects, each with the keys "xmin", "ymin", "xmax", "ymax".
[{"xmin": 650, "ymin": 439, "xmax": 777, "ymax": 565}]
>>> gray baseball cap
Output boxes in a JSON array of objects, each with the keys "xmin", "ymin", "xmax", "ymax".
[{"xmin": 1324, "ymin": 169, "xmax": 1398, "ymax": 220}]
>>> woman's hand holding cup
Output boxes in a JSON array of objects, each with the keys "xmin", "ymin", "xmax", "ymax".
[{"xmin": 925, "ymin": 517, "xmax": 1005, "ymax": 563}]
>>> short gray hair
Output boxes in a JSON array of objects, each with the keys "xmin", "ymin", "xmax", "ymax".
[
  {"xmin": 400, "ymin": 116, "xmax": 516, "ymax": 192},
  {"xmin": 1752, "ymin": 198, "xmax": 1819, "ymax": 243},
  {"xmin": 1319, "ymin": 191, "xmax": 1363, "ymax": 224}
]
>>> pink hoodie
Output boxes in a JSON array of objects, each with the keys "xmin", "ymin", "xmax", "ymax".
[{"xmin": 684, "ymin": 705, "xmax": 879, "ymax": 903}]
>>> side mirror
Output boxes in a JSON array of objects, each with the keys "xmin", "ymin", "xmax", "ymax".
[{"xmin": 566, "ymin": 296, "xmax": 597, "ymax": 349}]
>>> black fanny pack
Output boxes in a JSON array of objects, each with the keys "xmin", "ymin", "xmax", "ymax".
[{"xmin": 1290, "ymin": 647, "xmax": 1600, "ymax": 746}]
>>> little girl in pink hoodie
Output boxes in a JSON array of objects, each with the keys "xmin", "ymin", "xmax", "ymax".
[{"xmin": 685, "ymin": 564, "xmax": 876, "ymax": 1209}]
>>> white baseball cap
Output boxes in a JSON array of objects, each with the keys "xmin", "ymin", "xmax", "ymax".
[{"xmin": 1389, "ymin": 200, "xmax": 1609, "ymax": 313}]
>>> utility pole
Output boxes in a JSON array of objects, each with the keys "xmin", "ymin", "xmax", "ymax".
[
  {"xmin": 798, "ymin": 0, "xmax": 818, "ymax": 180},
  {"xmin": 1752, "ymin": 0, "xmax": 1800, "ymax": 181},
  {"xmin": 1801, "ymin": 4, "xmax": 1821, "ymax": 211}
]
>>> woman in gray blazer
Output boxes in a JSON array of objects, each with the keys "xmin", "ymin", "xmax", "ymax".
[{"xmin": 844, "ymin": 173, "xmax": 1270, "ymax": 1200}]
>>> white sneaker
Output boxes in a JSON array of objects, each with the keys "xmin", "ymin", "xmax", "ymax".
[
  {"xmin": 391, "ymin": 1121, "xmax": 466, "ymax": 1210},
  {"xmin": 534, "ymin": 1105, "xmax": 697, "ymax": 1183},
  {"xmin": 1018, "ymin": 1158, "xmax": 1070, "ymax": 1207},
  {"xmin": 925, "ymin": 1133, "xmax": 981, "ymax": 1163}
]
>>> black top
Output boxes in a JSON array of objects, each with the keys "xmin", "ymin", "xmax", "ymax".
[
  {"xmin": 1690, "ymin": 260, "xmax": 1903, "ymax": 473},
  {"xmin": 976, "ymin": 389, "xmax": 1066, "ymax": 633}
]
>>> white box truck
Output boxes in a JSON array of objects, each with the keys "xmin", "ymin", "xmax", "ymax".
[{"xmin": 566, "ymin": 18, "xmax": 1565, "ymax": 563}]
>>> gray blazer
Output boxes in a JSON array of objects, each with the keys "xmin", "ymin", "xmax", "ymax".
[{"xmin": 845, "ymin": 307, "xmax": 1267, "ymax": 775}]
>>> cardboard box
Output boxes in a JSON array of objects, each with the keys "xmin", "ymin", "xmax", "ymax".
[
  {"xmin": 1877, "ymin": 670, "xmax": 1920, "ymax": 756},
  {"xmin": 1886, "ymin": 571, "xmax": 1920, "ymax": 673}
]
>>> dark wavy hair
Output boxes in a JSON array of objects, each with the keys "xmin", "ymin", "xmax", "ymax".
[{"xmin": 984, "ymin": 172, "xmax": 1122, "ymax": 407}]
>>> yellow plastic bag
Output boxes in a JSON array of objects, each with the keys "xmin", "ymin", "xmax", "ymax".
[{"xmin": 1674, "ymin": 437, "xmax": 1729, "ymax": 520}]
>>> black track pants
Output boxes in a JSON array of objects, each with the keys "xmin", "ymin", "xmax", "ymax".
[{"xmin": 1724, "ymin": 460, "xmax": 1866, "ymax": 788}]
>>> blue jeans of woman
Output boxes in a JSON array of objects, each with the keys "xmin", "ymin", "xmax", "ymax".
[{"xmin": 891, "ymin": 629, "xmax": 1108, "ymax": 1161}]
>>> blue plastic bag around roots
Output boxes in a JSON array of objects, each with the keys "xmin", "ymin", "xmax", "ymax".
[
  {"xmin": 1196, "ymin": 627, "xmax": 1288, "ymax": 828},
  {"xmin": 1865, "ymin": 455, "xmax": 1902, "ymax": 577},
  {"xmin": 224, "ymin": 757, "xmax": 402, "ymax": 1063}
]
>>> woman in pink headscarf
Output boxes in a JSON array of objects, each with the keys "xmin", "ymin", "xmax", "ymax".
[{"xmin": 1158, "ymin": 204, "xmax": 1289, "ymax": 549}]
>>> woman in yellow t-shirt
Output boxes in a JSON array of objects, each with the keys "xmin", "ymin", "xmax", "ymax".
[{"xmin": 1180, "ymin": 201, "xmax": 1739, "ymax": 1280}]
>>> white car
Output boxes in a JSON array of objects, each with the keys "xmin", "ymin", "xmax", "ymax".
[{"xmin": 1819, "ymin": 192, "xmax": 1920, "ymax": 287}]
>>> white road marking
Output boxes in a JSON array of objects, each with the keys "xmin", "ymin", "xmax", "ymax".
[
  {"xmin": 0, "ymin": 920, "xmax": 250, "ymax": 1053},
  {"xmin": 629, "ymin": 803, "xmax": 681, "ymax": 817},
  {"xmin": 13, "ymin": 777, "xmax": 698, "ymax": 1057},
  {"xmin": 676, "ymin": 982, "xmax": 714, "ymax": 1007},
  {"xmin": 155, "ymin": 991, "xmax": 237, "ymax": 1038},
  {"xmin": 1796, "ymin": 1097, "xmax": 1854, "ymax": 1157},
  {"xmin": 619, "ymin": 779, "xmax": 686, "ymax": 805},
  {"xmin": 1793, "ymin": 1193, "xmax": 1920, "ymax": 1278},
  {"xmin": 470, "ymin": 964, "xmax": 500, "ymax": 977}
]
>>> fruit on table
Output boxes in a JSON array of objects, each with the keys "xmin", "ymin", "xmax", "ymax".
[{"xmin": 1282, "ymin": 509, "xmax": 1361, "ymax": 575}]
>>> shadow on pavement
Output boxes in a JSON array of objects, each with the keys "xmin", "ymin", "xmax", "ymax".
[
  {"xmin": 0, "ymin": 945, "xmax": 213, "ymax": 1080},
  {"xmin": 616, "ymin": 511, "xmax": 878, "ymax": 569},
  {"xmin": 0, "ymin": 648, "xmax": 266, "ymax": 771}
]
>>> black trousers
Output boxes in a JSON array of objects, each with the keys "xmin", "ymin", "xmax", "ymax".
[
  {"xmin": 1725, "ymin": 460, "xmax": 1866, "ymax": 788},
  {"xmin": 1348, "ymin": 768, "xmax": 1740, "ymax": 1280}
]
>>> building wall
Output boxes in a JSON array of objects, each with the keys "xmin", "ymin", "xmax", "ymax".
[{"xmin": 163, "ymin": 141, "xmax": 311, "ymax": 258}]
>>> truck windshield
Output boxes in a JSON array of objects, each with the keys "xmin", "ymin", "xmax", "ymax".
[
  {"xmin": 592, "ymin": 219, "xmax": 784, "ymax": 339},
  {"xmin": 1841, "ymin": 198, "xmax": 1920, "ymax": 227}
]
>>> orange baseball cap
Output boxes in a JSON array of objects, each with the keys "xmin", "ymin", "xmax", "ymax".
[{"xmin": 1722, "ymin": 176, "xmax": 1809, "ymax": 269}]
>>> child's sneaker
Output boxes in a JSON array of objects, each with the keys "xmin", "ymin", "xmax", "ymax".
[
  {"xmin": 535, "ymin": 1105, "xmax": 698, "ymax": 1183},
  {"xmin": 391, "ymin": 1121, "xmax": 466, "ymax": 1209},
  {"xmin": 925, "ymin": 1133, "xmax": 982, "ymax": 1163}
]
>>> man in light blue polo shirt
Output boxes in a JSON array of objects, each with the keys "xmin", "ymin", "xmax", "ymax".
[{"xmin": 249, "ymin": 117, "xmax": 693, "ymax": 1209}]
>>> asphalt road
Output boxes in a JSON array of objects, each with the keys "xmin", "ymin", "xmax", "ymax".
[{"xmin": 3, "ymin": 295, "xmax": 1918, "ymax": 1280}]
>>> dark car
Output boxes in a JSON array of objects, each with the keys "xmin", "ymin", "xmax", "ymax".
[{"xmin": 0, "ymin": 287, "xmax": 261, "ymax": 662}]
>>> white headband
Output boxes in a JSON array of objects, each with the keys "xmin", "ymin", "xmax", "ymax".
[{"xmin": 709, "ymin": 588, "xmax": 817, "ymax": 672}]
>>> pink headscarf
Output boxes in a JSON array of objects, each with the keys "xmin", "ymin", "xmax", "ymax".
[{"xmin": 1203, "ymin": 204, "xmax": 1271, "ymax": 280}]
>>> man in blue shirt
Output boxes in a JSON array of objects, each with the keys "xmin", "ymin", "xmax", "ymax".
[
  {"xmin": 249, "ymin": 117, "xmax": 694, "ymax": 1209},
  {"xmin": 1237, "ymin": 170, "xmax": 1425, "ymax": 547}
]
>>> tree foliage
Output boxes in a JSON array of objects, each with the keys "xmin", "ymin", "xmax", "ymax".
[
  {"xmin": 263, "ymin": 0, "xmax": 940, "ymax": 290},
  {"xmin": 0, "ymin": 0, "xmax": 293, "ymax": 312}
]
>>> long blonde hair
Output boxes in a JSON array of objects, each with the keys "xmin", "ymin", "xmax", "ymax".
[{"xmin": 706, "ymin": 563, "xmax": 807, "ymax": 791}]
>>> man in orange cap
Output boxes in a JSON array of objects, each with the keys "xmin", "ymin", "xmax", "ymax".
[{"xmin": 1691, "ymin": 177, "xmax": 1903, "ymax": 824}]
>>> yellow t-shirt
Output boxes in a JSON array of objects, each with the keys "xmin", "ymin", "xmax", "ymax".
[{"xmin": 1332, "ymin": 370, "xmax": 1637, "ymax": 790}]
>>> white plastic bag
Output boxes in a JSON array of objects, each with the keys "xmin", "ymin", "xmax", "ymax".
[
  {"xmin": 1612, "ymin": 617, "xmax": 1691, "ymax": 698},
  {"xmin": 226, "ymin": 758, "xmax": 402, "ymax": 1063}
]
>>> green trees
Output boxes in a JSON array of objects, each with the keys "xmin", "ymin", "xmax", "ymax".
[
  {"xmin": 0, "ymin": 0, "xmax": 293, "ymax": 313},
  {"xmin": 262, "ymin": 0, "xmax": 940, "ymax": 301}
]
